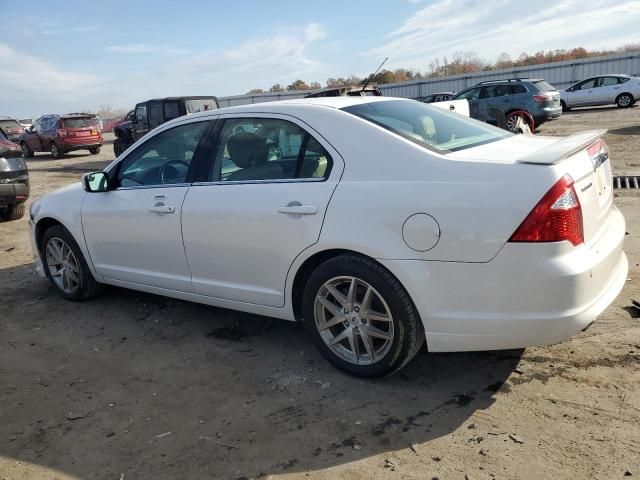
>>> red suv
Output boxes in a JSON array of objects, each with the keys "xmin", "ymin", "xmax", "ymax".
[{"xmin": 19, "ymin": 114, "xmax": 103, "ymax": 159}]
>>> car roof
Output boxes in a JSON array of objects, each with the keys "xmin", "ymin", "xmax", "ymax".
[
  {"xmin": 0, "ymin": 116, "xmax": 20, "ymax": 121},
  {"xmin": 181, "ymin": 95, "xmax": 402, "ymax": 120}
]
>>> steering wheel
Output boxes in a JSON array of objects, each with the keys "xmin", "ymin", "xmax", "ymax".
[{"xmin": 160, "ymin": 160, "xmax": 190, "ymax": 184}]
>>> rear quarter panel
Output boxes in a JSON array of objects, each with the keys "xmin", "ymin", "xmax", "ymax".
[{"xmin": 294, "ymin": 106, "xmax": 558, "ymax": 263}]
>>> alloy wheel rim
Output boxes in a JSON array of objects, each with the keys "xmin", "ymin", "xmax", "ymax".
[
  {"xmin": 45, "ymin": 237, "xmax": 80, "ymax": 294},
  {"xmin": 506, "ymin": 115, "xmax": 521, "ymax": 132},
  {"xmin": 51, "ymin": 144, "xmax": 59, "ymax": 157},
  {"xmin": 314, "ymin": 276, "xmax": 394, "ymax": 366},
  {"xmin": 619, "ymin": 96, "xmax": 631, "ymax": 106}
]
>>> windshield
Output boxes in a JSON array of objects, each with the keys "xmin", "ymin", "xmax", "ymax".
[
  {"xmin": 62, "ymin": 117, "xmax": 96, "ymax": 129},
  {"xmin": 533, "ymin": 80, "xmax": 557, "ymax": 92},
  {"xmin": 19, "ymin": 118, "xmax": 32, "ymax": 124},
  {"xmin": 0, "ymin": 120, "xmax": 23, "ymax": 131},
  {"xmin": 342, "ymin": 100, "xmax": 510, "ymax": 152}
]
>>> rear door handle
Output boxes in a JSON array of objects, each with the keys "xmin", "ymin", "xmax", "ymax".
[
  {"xmin": 149, "ymin": 205, "xmax": 175, "ymax": 214},
  {"xmin": 278, "ymin": 205, "xmax": 318, "ymax": 215}
]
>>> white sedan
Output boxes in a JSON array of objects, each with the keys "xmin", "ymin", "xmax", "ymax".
[
  {"xmin": 28, "ymin": 97, "xmax": 627, "ymax": 377},
  {"xmin": 560, "ymin": 74, "xmax": 640, "ymax": 110}
]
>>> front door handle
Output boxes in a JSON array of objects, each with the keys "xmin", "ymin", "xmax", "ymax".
[
  {"xmin": 149, "ymin": 205, "xmax": 175, "ymax": 214},
  {"xmin": 278, "ymin": 205, "xmax": 318, "ymax": 215}
]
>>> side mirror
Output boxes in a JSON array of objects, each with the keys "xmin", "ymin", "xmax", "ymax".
[{"xmin": 82, "ymin": 171, "xmax": 109, "ymax": 193}]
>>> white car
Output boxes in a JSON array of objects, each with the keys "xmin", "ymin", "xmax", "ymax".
[
  {"xmin": 560, "ymin": 74, "xmax": 639, "ymax": 110},
  {"xmin": 28, "ymin": 97, "xmax": 627, "ymax": 377}
]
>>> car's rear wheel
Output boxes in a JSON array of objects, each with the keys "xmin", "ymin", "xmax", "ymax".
[
  {"xmin": 21, "ymin": 142, "xmax": 34, "ymax": 158},
  {"xmin": 303, "ymin": 254, "xmax": 424, "ymax": 377},
  {"xmin": 506, "ymin": 110, "xmax": 534, "ymax": 133},
  {"xmin": 40, "ymin": 224, "xmax": 100, "ymax": 301},
  {"xmin": 50, "ymin": 143, "xmax": 63, "ymax": 159},
  {"xmin": 616, "ymin": 93, "xmax": 634, "ymax": 108},
  {"xmin": 1, "ymin": 203, "xmax": 25, "ymax": 221},
  {"xmin": 89, "ymin": 147, "xmax": 100, "ymax": 155}
]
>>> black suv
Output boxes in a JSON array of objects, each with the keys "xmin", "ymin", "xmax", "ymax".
[
  {"xmin": 114, "ymin": 96, "xmax": 219, "ymax": 156},
  {"xmin": 451, "ymin": 78, "xmax": 562, "ymax": 132},
  {"xmin": 0, "ymin": 129, "xmax": 29, "ymax": 221}
]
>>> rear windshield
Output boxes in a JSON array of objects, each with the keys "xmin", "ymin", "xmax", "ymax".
[
  {"xmin": 342, "ymin": 100, "xmax": 510, "ymax": 153},
  {"xmin": 532, "ymin": 80, "xmax": 557, "ymax": 92},
  {"xmin": 0, "ymin": 120, "xmax": 23, "ymax": 131},
  {"xmin": 62, "ymin": 117, "xmax": 96, "ymax": 129}
]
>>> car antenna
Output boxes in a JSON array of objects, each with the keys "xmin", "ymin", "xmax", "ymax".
[{"xmin": 361, "ymin": 57, "xmax": 389, "ymax": 93}]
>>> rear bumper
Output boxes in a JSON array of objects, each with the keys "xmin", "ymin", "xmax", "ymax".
[
  {"xmin": 381, "ymin": 205, "xmax": 627, "ymax": 352},
  {"xmin": 61, "ymin": 140, "xmax": 102, "ymax": 152}
]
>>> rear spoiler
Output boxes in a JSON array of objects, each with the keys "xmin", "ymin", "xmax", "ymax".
[{"xmin": 517, "ymin": 129, "xmax": 607, "ymax": 165}]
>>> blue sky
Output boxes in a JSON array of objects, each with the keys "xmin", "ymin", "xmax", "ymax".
[{"xmin": 1, "ymin": 0, "xmax": 639, "ymax": 118}]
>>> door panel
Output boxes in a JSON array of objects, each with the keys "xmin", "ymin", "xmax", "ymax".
[
  {"xmin": 181, "ymin": 114, "xmax": 343, "ymax": 308},
  {"xmin": 82, "ymin": 187, "xmax": 192, "ymax": 291},
  {"xmin": 182, "ymin": 181, "xmax": 337, "ymax": 307}
]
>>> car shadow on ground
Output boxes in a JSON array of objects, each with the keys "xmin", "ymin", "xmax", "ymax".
[
  {"xmin": 0, "ymin": 263, "xmax": 522, "ymax": 479},
  {"xmin": 609, "ymin": 126, "xmax": 640, "ymax": 136}
]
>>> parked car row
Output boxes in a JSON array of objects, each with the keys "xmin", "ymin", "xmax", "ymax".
[{"xmin": 418, "ymin": 73, "xmax": 638, "ymax": 133}]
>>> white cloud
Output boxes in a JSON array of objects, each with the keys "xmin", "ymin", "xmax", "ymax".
[
  {"xmin": 369, "ymin": 0, "xmax": 640, "ymax": 69},
  {"xmin": 42, "ymin": 25, "xmax": 101, "ymax": 35},
  {"xmin": 105, "ymin": 44, "xmax": 190, "ymax": 55}
]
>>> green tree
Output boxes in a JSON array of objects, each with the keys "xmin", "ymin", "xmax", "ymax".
[{"xmin": 287, "ymin": 79, "xmax": 311, "ymax": 91}]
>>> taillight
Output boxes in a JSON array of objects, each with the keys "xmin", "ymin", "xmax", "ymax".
[
  {"xmin": 533, "ymin": 94, "xmax": 553, "ymax": 103},
  {"xmin": 587, "ymin": 139, "xmax": 608, "ymax": 168},
  {"xmin": 57, "ymin": 128, "xmax": 68, "ymax": 137},
  {"xmin": 509, "ymin": 174, "xmax": 584, "ymax": 246}
]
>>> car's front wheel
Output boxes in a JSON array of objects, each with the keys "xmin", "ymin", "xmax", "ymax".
[
  {"xmin": 560, "ymin": 100, "xmax": 570, "ymax": 112},
  {"xmin": 50, "ymin": 143, "xmax": 63, "ymax": 159},
  {"xmin": 616, "ymin": 93, "xmax": 634, "ymax": 108},
  {"xmin": 40, "ymin": 224, "xmax": 100, "ymax": 301},
  {"xmin": 303, "ymin": 254, "xmax": 424, "ymax": 377}
]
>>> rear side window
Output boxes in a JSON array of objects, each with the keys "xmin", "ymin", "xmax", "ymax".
[
  {"xmin": 619, "ymin": 77, "xmax": 630, "ymax": 83},
  {"xmin": 510, "ymin": 85, "xmax": 527, "ymax": 94},
  {"xmin": 0, "ymin": 120, "xmax": 22, "ymax": 131},
  {"xmin": 62, "ymin": 117, "xmax": 95, "ymax": 129},
  {"xmin": 532, "ymin": 81, "xmax": 557, "ymax": 92},
  {"xmin": 480, "ymin": 85, "xmax": 510, "ymax": 98},
  {"xmin": 210, "ymin": 118, "xmax": 332, "ymax": 182},
  {"xmin": 164, "ymin": 101, "xmax": 180, "ymax": 120},
  {"xmin": 599, "ymin": 77, "xmax": 619, "ymax": 87},
  {"xmin": 342, "ymin": 100, "xmax": 510, "ymax": 153},
  {"xmin": 149, "ymin": 103, "xmax": 164, "ymax": 129}
]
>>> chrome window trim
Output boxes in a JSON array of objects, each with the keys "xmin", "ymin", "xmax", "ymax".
[
  {"xmin": 115, "ymin": 183, "xmax": 191, "ymax": 191},
  {"xmin": 191, "ymin": 177, "xmax": 327, "ymax": 187}
]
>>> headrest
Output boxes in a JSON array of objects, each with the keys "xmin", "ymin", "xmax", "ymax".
[{"xmin": 227, "ymin": 132, "xmax": 268, "ymax": 168}]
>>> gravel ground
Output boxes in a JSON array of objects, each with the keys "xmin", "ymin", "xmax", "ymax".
[{"xmin": 1, "ymin": 106, "xmax": 639, "ymax": 480}]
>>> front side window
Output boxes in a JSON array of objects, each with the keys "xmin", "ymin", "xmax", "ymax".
[
  {"xmin": 210, "ymin": 118, "xmax": 331, "ymax": 182},
  {"xmin": 135, "ymin": 105, "xmax": 147, "ymax": 123},
  {"xmin": 342, "ymin": 100, "xmax": 511, "ymax": 153},
  {"xmin": 117, "ymin": 121, "xmax": 209, "ymax": 188},
  {"xmin": 576, "ymin": 79, "xmax": 596, "ymax": 90}
]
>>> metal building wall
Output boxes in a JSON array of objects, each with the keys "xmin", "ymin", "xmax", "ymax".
[{"xmin": 218, "ymin": 51, "xmax": 640, "ymax": 106}]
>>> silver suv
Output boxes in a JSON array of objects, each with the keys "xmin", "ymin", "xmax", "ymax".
[{"xmin": 451, "ymin": 78, "xmax": 562, "ymax": 132}]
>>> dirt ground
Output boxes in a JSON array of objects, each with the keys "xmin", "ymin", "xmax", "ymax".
[{"xmin": 1, "ymin": 106, "xmax": 639, "ymax": 480}]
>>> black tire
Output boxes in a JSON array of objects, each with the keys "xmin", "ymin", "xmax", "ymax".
[
  {"xmin": 40, "ymin": 224, "xmax": 101, "ymax": 301},
  {"xmin": 50, "ymin": 143, "xmax": 63, "ymax": 159},
  {"xmin": 302, "ymin": 254, "xmax": 425, "ymax": 378},
  {"xmin": 1, "ymin": 203, "xmax": 25, "ymax": 221},
  {"xmin": 113, "ymin": 138, "xmax": 123, "ymax": 157},
  {"xmin": 560, "ymin": 100, "xmax": 570, "ymax": 112},
  {"xmin": 21, "ymin": 142, "xmax": 34, "ymax": 158},
  {"xmin": 616, "ymin": 93, "xmax": 634, "ymax": 108},
  {"xmin": 89, "ymin": 147, "xmax": 101, "ymax": 155}
]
